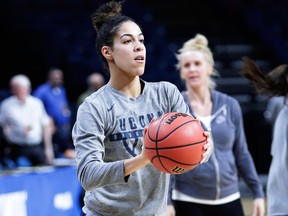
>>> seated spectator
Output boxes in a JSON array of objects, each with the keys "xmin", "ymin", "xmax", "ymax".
[
  {"xmin": 0, "ymin": 74, "xmax": 54, "ymax": 167},
  {"xmin": 33, "ymin": 68, "xmax": 75, "ymax": 159},
  {"xmin": 76, "ymin": 72, "xmax": 105, "ymax": 108}
]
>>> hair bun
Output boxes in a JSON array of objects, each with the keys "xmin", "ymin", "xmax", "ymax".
[{"xmin": 92, "ymin": 1, "xmax": 123, "ymax": 32}]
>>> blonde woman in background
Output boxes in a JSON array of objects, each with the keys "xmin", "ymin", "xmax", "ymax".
[{"xmin": 167, "ymin": 34, "xmax": 265, "ymax": 216}]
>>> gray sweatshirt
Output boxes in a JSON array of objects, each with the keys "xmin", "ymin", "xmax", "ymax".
[
  {"xmin": 267, "ymin": 105, "xmax": 288, "ymax": 215},
  {"xmin": 72, "ymin": 80, "xmax": 190, "ymax": 216}
]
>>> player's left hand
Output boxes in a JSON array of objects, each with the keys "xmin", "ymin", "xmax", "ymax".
[{"xmin": 201, "ymin": 131, "xmax": 213, "ymax": 163}]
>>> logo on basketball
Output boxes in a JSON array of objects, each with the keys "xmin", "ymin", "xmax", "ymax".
[
  {"xmin": 172, "ymin": 166, "xmax": 187, "ymax": 174},
  {"xmin": 165, "ymin": 112, "xmax": 189, "ymax": 125}
]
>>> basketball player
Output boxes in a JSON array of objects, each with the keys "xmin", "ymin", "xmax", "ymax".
[
  {"xmin": 167, "ymin": 34, "xmax": 265, "ymax": 216},
  {"xmin": 241, "ymin": 57, "xmax": 288, "ymax": 216},
  {"xmin": 72, "ymin": 1, "xmax": 213, "ymax": 215}
]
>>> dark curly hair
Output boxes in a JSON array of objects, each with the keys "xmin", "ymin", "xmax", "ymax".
[{"xmin": 91, "ymin": 1, "xmax": 139, "ymax": 70}]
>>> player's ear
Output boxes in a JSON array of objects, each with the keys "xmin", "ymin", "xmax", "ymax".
[{"xmin": 101, "ymin": 46, "xmax": 113, "ymax": 60}]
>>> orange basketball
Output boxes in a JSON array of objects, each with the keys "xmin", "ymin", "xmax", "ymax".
[{"xmin": 144, "ymin": 112, "xmax": 207, "ymax": 174}]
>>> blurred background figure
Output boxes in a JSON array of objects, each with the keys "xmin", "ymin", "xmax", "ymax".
[
  {"xmin": 76, "ymin": 72, "xmax": 105, "ymax": 108},
  {"xmin": 33, "ymin": 68, "xmax": 75, "ymax": 159},
  {"xmin": 0, "ymin": 74, "xmax": 54, "ymax": 167},
  {"xmin": 241, "ymin": 57, "xmax": 288, "ymax": 216}
]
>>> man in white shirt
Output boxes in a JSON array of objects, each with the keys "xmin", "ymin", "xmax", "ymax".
[{"xmin": 0, "ymin": 74, "xmax": 54, "ymax": 166}]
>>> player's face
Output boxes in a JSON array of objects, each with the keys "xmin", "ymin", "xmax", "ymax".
[
  {"xmin": 110, "ymin": 21, "xmax": 146, "ymax": 78},
  {"xmin": 179, "ymin": 50, "xmax": 212, "ymax": 89}
]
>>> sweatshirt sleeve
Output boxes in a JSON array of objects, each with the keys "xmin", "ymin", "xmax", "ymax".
[
  {"xmin": 72, "ymin": 101, "xmax": 127, "ymax": 191},
  {"xmin": 232, "ymin": 99, "xmax": 265, "ymax": 198}
]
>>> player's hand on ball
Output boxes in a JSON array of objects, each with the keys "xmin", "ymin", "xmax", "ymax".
[
  {"xmin": 201, "ymin": 131, "xmax": 213, "ymax": 163},
  {"xmin": 141, "ymin": 126, "xmax": 151, "ymax": 164},
  {"xmin": 141, "ymin": 117, "xmax": 157, "ymax": 163}
]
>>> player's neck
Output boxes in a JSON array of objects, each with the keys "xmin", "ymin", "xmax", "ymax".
[{"xmin": 108, "ymin": 76, "xmax": 142, "ymax": 98}]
